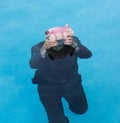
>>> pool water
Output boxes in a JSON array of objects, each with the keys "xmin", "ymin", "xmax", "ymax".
[{"xmin": 0, "ymin": 0, "xmax": 120, "ymax": 123}]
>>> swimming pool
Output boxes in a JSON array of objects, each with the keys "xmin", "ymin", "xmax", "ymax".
[{"xmin": 0, "ymin": 0, "xmax": 120, "ymax": 123}]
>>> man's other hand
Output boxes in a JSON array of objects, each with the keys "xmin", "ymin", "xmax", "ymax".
[
  {"xmin": 43, "ymin": 35, "xmax": 58, "ymax": 49},
  {"xmin": 64, "ymin": 32, "xmax": 74, "ymax": 46}
]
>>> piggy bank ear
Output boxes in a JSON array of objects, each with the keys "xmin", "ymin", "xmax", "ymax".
[
  {"xmin": 65, "ymin": 24, "xmax": 74, "ymax": 33},
  {"xmin": 45, "ymin": 31, "xmax": 49, "ymax": 35},
  {"xmin": 65, "ymin": 24, "xmax": 71, "ymax": 32},
  {"xmin": 65, "ymin": 24, "xmax": 70, "ymax": 28}
]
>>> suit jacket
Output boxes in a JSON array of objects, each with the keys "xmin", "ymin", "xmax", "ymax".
[{"xmin": 29, "ymin": 36, "xmax": 92, "ymax": 84}]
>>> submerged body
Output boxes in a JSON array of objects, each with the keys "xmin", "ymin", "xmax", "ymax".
[{"xmin": 29, "ymin": 36, "xmax": 92, "ymax": 123}]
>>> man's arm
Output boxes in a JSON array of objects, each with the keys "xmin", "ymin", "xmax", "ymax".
[
  {"xmin": 29, "ymin": 42, "xmax": 48, "ymax": 69},
  {"xmin": 73, "ymin": 36, "xmax": 92, "ymax": 58}
]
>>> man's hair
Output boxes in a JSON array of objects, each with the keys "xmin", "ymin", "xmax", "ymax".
[{"xmin": 47, "ymin": 45, "xmax": 75, "ymax": 60}]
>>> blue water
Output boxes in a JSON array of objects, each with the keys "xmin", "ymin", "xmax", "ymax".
[{"xmin": 0, "ymin": 0, "xmax": 120, "ymax": 123}]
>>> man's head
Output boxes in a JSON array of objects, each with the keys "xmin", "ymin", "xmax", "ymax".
[
  {"xmin": 44, "ymin": 24, "xmax": 75, "ymax": 60},
  {"xmin": 47, "ymin": 45, "xmax": 75, "ymax": 60}
]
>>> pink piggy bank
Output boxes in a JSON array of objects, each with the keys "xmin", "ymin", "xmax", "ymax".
[{"xmin": 45, "ymin": 24, "xmax": 74, "ymax": 41}]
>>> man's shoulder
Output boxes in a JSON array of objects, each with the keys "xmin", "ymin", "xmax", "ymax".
[{"xmin": 31, "ymin": 41, "xmax": 44, "ymax": 51}]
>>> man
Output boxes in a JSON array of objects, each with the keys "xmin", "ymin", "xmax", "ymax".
[{"xmin": 29, "ymin": 25, "xmax": 92, "ymax": 123}]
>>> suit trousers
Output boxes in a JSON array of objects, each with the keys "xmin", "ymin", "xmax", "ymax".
[{"xmin": 37, "ymin": 76, "xmax": 88, "ymax": 123}]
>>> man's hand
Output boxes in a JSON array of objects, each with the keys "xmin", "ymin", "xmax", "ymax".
[
  {"xmin": 64, "ymin": 35, "xmax": 73, "ymax": 45},
  {"xmin": 43, "ymin": 35, "xmax": 58, "ymax": 49},
  {"xmin": 64, "ymin": 32, "xmax": 78, "ymax": 48}
]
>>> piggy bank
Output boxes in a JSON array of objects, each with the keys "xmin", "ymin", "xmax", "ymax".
[{"xmin": 45, "ymin": 24, "xmax": 74, "ymax": 43}]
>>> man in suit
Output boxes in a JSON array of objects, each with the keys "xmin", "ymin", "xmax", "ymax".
[{"xmin": 29, "ymin": 27, "xmax": 92, "ymax": 123}]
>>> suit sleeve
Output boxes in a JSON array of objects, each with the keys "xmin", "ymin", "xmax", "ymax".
[
  {"xmin": 29, "ymin": 43, "xmax": 48, "ymax": 69},
  {"xmin": 73, "ymin": 36, "xmax": 92, "ymax": 58}
]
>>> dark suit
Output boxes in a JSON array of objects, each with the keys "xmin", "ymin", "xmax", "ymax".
[{"xmin": 29, "ymin": 36, "xmax": 92, "ymax": 123}]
